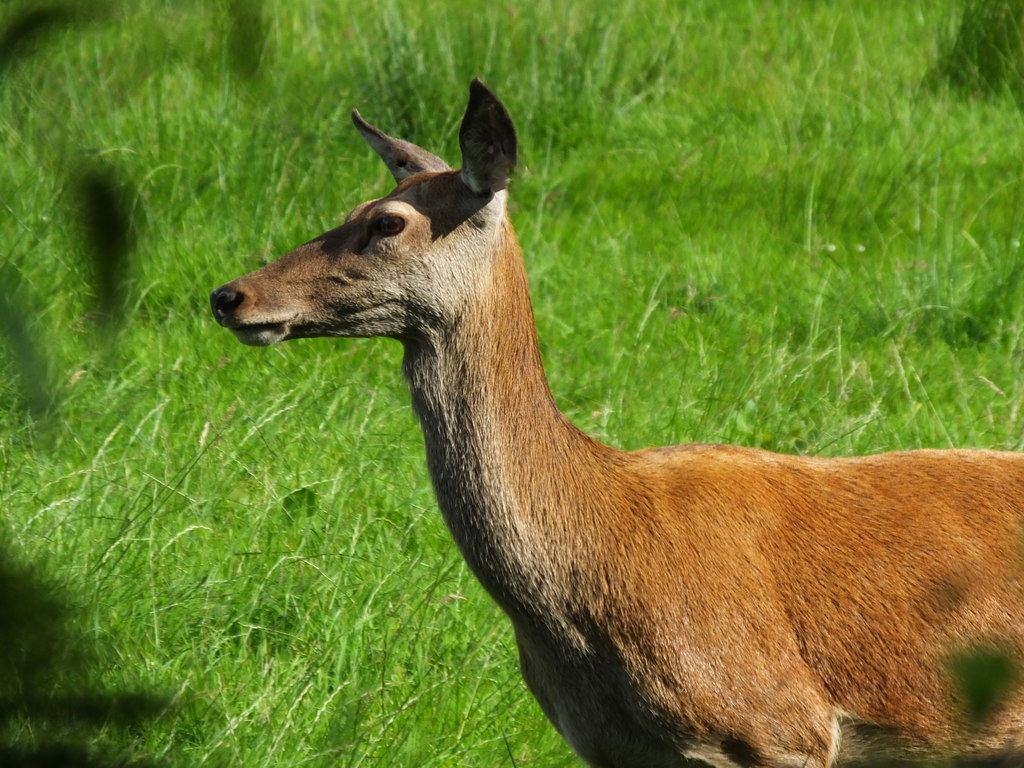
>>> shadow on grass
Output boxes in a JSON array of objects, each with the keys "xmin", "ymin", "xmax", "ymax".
[{"xmin": 0, "ymin": 551, "xmax": 169, "ymax": 768}]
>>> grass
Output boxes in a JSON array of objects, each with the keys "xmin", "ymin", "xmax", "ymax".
[{"xmin": 1, "ymin": 0, "xmax": 1024, "ymax": 765}]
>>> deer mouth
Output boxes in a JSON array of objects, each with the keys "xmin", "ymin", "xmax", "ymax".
[
  {"xmin": 229, "ymin": 322, "xmax": 289, "ymax": 346},
  {"xmin": 210, "ymin": 285, "xmax": 296, "ymax": 346}
]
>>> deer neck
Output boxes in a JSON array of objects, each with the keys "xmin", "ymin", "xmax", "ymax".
[{"xmin": 401, "ymin": 224, "xmax": 604, "ymax": 623}]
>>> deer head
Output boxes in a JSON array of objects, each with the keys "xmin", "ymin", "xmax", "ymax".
[{"xmin": 210, "ymin": 79, "xmax": 518, "ymax": 346}]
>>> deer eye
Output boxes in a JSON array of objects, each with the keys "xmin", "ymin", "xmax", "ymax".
[{"xmin": 373, "ymin": 215, "xmax": 406, "ymax": 237}]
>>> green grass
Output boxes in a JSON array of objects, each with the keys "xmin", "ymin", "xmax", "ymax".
[{"xmin": 2, "ymin": 0, "xmax": 1024, "ymax": 765}]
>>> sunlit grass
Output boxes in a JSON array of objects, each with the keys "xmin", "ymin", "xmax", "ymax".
[{"xmin": 2, "ymin": 0, "xmax": 1024, "ymax": 765}]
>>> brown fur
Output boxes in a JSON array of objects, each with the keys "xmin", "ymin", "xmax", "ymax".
[{"xmin": 211, "ymin": 81, "xmax": 1024, "ymax": 767}]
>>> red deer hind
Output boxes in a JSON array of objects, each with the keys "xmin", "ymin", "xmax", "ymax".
[{"xmin": 211, "ymin": 80, "xmax": 1024, "ymax": 767}]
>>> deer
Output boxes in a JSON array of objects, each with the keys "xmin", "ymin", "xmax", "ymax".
[{"xmin": 210, "ymin": 80, "xmax": 1024, "ymax": 768}]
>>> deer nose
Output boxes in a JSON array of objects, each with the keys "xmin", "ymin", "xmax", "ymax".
[{"xmin": 210, "ymin": 286, "xmax": 245, "ymax": 325}]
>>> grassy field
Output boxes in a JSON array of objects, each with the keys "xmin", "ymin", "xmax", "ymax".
[{"xmin": 2, "ymin": 0, "xmax": 1024, "ymax": 765}]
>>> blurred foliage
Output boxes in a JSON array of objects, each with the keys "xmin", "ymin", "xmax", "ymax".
[
  {"xmin": 72, "ymin": 165, "xmax": 136, "ymax": 331},
  {"xmin": 0, "ymin": 4, "xmax": 80, "ymax": 75},
  {"xmin": 1, "ymin": 3, "xmax": 168, "ymax": 764},
  {"xmin": 930, "ymin": 0, "xmax": 1024, "ymax": 101},
  {"xmin": 0, "ymin": 550, "xmax": 168, "ymax": 767},
  {"xmin": 948, "ymin": 645, "xmax": 1020, "ymax": 729},
  {"xmin": 0, "ymin": 267, "xmax": 53, "ymax": 419},
  {"xmin": 225, "ymin": 0, "xmax": 267, "ymax": 80}
]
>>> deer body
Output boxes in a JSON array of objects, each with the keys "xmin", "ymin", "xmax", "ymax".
[{"xmin": 211, "ymin": 81, "xmax": 1024, "ymax": 767}]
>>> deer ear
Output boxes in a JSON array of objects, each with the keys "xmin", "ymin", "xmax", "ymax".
[
  {"xmin": 458, "ymin": 79, "xmax": 518, "ymax": 196},
  {"xmin": 351, "ymin": 110, "xmax": 451, "ymax": 182}
]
